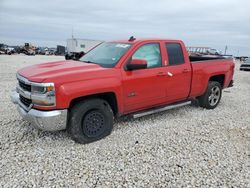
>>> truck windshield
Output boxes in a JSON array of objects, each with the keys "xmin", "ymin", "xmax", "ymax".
[{"xmin": 79, "ymin": 42, "xmax": 132, "ymax": 68}]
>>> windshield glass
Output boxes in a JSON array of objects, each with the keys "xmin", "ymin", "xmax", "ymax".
[
  {"xmin": 246, "ymin": 58, "xmax": 250, "ymax": 64},
  {"xmin": 79, "ymin": 42, "xmax": 132, "ymax": 68}
]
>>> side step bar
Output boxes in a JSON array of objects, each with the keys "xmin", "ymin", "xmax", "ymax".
[{"xmin": 133, "ymin": 101, "xmax": 191, "ymax": 118}]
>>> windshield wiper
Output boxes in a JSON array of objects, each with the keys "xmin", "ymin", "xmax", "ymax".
[{"xmin": 83, "ymin": 60, "xmax": 97, "ymax": 64}]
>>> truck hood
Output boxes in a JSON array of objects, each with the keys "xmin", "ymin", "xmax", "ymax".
[{"xmin": 18, "ymin": 60, "xmax": 110, "ymax": 83}]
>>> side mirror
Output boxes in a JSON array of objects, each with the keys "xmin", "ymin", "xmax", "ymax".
[{"xmin": 126, "ymin": 59, "xmax": 147, "ymax": 71}]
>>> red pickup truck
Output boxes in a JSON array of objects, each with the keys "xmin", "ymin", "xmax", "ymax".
[{"xmin": 11, "ymin": 38, "xmax": 234, "ymax": 143}]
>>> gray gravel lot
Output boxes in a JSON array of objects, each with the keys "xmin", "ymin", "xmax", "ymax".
[{"xmin": 0, "ymin": 55, "xmax": 249, "ymax": 187}]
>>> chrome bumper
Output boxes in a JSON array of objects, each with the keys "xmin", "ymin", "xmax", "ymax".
[{"xmin": 11, "ymin": 90, "xmax": 67, "ymax": 131}]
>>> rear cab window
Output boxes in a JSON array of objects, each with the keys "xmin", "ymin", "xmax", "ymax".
[{"xmin": 165, "ymin": 43, "xmax": 184, "ymax": 66}]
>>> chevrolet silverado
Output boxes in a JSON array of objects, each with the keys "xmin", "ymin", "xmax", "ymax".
[{"xmin": 11, "ymin": 38, "xmax": 234, "ymax": 143}]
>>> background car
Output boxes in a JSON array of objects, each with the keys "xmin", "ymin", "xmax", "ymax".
[{"xmin": 240, "ymin": 58, "xmax": 250, "ymax": 71}]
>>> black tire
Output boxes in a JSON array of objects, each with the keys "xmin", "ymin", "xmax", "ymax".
[
  {"xmin": 67, "ymin": 98, "xmax": 114, "ymax": 144},
  {"xmin": 198, "ymin": 81, "xmax": 222, "ymax": 109}
]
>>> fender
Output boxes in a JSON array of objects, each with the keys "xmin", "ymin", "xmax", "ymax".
[{"xmin": 56, "ymin": 77, "xmax": 124, "ymax": 113}]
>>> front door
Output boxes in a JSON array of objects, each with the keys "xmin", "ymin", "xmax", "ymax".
[{"xmin": 122, "ymin": 43, "xmax": 167, "ymax": 113}]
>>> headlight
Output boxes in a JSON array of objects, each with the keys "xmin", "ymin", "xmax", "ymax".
[
  {"xmin": 31, "ymin": 83, "xmax": 56, "ymax": 107},
  {"xmin": 31, "ymin": 84, "xmax": 54, "ymax": 94}
]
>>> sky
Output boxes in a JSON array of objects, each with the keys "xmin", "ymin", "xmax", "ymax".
[{"xmin": 0, "ymin": 0, "xmax": 249, "ymax": 56}]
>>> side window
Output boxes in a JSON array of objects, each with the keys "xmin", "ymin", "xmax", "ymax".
[
  {"xmin": 132, "ymin": 43, "xmax": 161, "ymax": 68},
  {"xmin": 166, "ymin": 43, "xmax": 184, "ymax": 66}
]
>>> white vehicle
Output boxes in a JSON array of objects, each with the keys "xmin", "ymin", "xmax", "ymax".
[
  {"xmin": 65, "ymin": 38, "xmax": 104, "ymax": 60},
  {"xmin": 187, "ymin": 47, "xmax": 221, "ymax": 55}
]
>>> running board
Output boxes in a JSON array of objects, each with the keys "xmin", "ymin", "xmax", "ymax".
[{"xmin": 133, "ymin": 101, "xmax": 191, "ymax": 118}]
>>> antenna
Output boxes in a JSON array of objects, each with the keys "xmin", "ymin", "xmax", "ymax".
[{"xmin": 128, "ymin": 36, "xmax": 136, "ymax": 42}]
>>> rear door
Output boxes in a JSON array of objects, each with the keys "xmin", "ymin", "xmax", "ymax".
[
  {"xmin": 164, "ymin": 43, "xmax": 192, "ymax": 103},
  {"xmin": 122, "ymin": 42, "xmax": 167, "ymax": 113}
]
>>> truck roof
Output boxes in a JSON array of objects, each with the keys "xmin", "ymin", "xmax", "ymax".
[{"xmin": 111, "ymin": 38, "xmax": 183, "ymax": 44}]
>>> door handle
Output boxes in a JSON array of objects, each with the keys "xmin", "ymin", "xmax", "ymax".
[
  {"xmin": 157, "ymin": 72, "xmax": 166, "ymax": 76},
  {"xmin": 167, "ymin": 72, "xmax": 173, "ymax": 77},
  {"xmin": 182, "ymin": 69, "xmax": 189, "ymax": 73}
]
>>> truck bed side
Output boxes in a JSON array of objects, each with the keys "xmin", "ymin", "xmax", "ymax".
[{"xmin": 190, "ymin": 59, "xmax": 234, "ymax": 97}]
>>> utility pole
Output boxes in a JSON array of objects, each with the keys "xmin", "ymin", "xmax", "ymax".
[
  {"xmin": 224, "ymin": 45, "xmax": 228, "ymax": 55},
  {"xmin": 71, "ymin": 27, "xmax": 74, "ymax": 39}
]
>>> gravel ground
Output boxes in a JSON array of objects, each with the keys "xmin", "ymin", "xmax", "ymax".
[{"xmin": 0, "ymin": 54, "xmax": 249, "ymax": 187}]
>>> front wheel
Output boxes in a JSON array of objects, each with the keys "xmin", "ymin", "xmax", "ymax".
[
  {"xmin": 198, "ymin": 81, "xmax": 222, "ymax": 109},
  {"xmin": 67, "ymin": 98, "xmax": 114, "ymax": 144}
]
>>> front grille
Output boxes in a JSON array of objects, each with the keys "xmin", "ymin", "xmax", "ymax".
[
  {"xmin": 19, "ymin": 80, "xmax": 31, "ymax": 92},
  {"xmin": 20, "ymin": 95, "xmax": 32, "ymax": 107}
]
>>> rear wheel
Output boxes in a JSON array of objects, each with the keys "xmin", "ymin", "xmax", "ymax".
[
  {"xmin": 198, "ymin": 81, "xmax": 222, "ymax": 109},
  {"xmin": 68, "ymin": 98, "xmax": 114, "ymax": 144}
]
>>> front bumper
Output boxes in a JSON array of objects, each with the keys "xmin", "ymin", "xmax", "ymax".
[{"xmin": 11, "ymin": 90, "xmax": 67, "ymax": 131}]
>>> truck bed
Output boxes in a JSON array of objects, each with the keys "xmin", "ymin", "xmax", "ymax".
[
  {"xmin": 189, "ymin": 55, "xmax": 226, "ymax": 62},
  {"xmin": 189, "ymin": 57, "xmax": 234, "ymax": 98}
]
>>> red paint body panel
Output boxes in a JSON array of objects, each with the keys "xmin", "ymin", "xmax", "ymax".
[
  {"xmin": 17, "ymin": 39, "xmax": 234, "ymax": 115},
  {"xmin": 190, "ymin": 59, "xmax": 234, "ymax": 97},
  {"xmin": 164, "ymin": 41, "xmax": 192, "ymax": 103}
]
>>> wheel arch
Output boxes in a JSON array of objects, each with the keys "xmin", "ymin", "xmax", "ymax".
[
  {"xmin": 209, "ymin": 74, "xmax": 225, "ymax": 87},
  {"xmin": 69, "ymin": 92, "xmax": 119, "ymax": 116}
]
